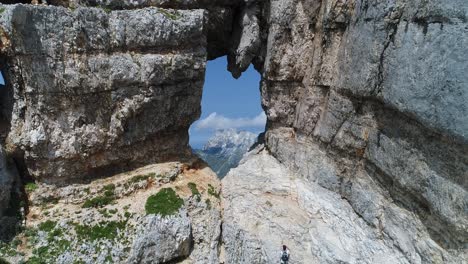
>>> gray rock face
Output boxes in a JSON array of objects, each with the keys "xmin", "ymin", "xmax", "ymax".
[
  {"xmin": 186, "ymin": 196, "xmax": 223, "ymax": 264},
  {"xmin": 0, "ymin": 148, "xmax": 13, "ymax": 216},
  {"xmin": 223, "ymin": 147, "xmax": 461, "ymax": 263},
  {"xmin": 0, "ymin": 5, "xmax": 206, "ymax": 184},
  {"xmin": 128, "ymin": 210, "xmax": 192, "ymax": 264},
  {"xmin": 64, "ymin": 0, "xmax": 240, "ymax": 9},
  {"xmin": 0, "ymin": 0, "xmax": 466, "ymax": 263},
  {"xmin": 223, "ymin": 0, "xmax": 468, "ymax": 262},
  {"xmin": 0, "ymin": 146, "xmax": 20, "ymax": 241}
]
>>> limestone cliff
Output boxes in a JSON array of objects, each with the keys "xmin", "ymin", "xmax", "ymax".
[
  {"xmin": 223, "ymin": 0, "xmax": 467, "ymax": 263},
  {"xmin": 0, "ymin": 0, "xmax": 466, "ymax": 263},
  {"xmin": 0, "ymin": 4, "xmax": 208, "ymax": 184}
]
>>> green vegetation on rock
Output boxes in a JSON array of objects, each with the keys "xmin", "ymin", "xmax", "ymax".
[
  {"xmin": 38, "ymin": 220, "xmax": 56, "ymax": 232},
  {"xmin": 0, "ymin": 241, "xmax": 18, "ymax": 258},
  {"xmin": 102, "ymin": 184, "xmax": 115, "ymax": 196},
  {"xmin": 129, "ymin": 173, "xmax": 155, "ymax": 184},
  {"xmin": 74, "ymin": 221, "xmax": 126, "ymax": 242},
  {"xmin": 82, "ymin": 195, "xmax": 114, "ymax": 208},
  {"xmin": 25, "ymin": 182, "xmax": 38, "ymax": 193},
  {"xmin": 187, "ymin": 182, "xmax": 200, "ymax": 196},
  {"xmin": 208, "ymin": 184, "xmax": 220, "ymax": 199},
  {"xmin": 158, "ymin": 9, "xmax": 180, "ymax": 20},
  {"xmin": 145, "ymin": 188, "xmax": 183, "ymax": 216},
  {"xmin": 83, "ymin": 184, "xmax": 116, "ymax": 208},
  {"xmin": 26, "ymin": 224, "xmax": 71, "ymax": 264}
]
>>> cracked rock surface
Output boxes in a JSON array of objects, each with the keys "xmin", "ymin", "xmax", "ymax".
[
  {"xmin": 223, "ymin": 147, "xmax": 451, "ymax": 263},
  {"xmin": 0, "ymin": 0, "xmax": 466, "ymax": 263},
  {"xmin": 223, "ymin": 0, "xmax": 467, "ymax": 263},
  {"xmin": 0, "ymin": 4, "xmax": 206, "ymax": 184}
]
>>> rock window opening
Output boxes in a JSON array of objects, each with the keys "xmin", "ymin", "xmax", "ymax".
[{"xmin": 189, "ymin": 56, "xmax": 265, "ymax": 178}]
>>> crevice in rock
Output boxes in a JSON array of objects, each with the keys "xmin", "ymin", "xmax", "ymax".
[
  {"xmin": 374, "ymin": 8, "xmax": 403, "ymax": 97},
  {"xmin": 0, "ymin": 154, "xmax": 26, "ymax": 242}
]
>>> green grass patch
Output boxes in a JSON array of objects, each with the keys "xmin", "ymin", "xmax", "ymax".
[
  {"xmin": 129, "ymin": 173, "xmax": 155, "ymax": 184},
  {"xmin": 82, "ymin": 195, "xmax": 114, "ymax": 208},
  {"xmin": 0, "ymin": 241, "xmax": 17, "ymax": 257},
  {"xmin": 47, "ymin": 228, "xmax": 64, "ymax": 242},
  {"xmin": 38, "ymin": 220, "xmax": 56, "ymax": 232},
  {"xmin": 124, "ymin": 211, "xmax": 131, "ymax": 218},
  {"xmin": 0, "ymin": 7, "xmax": 6, "ymax": 15},
  {"xmin": 208, "ymin": 184, "xmax": 220, "ymax": 199},
  {"xmin": 145, "ymin": 188, "xmax": 183, "ymax": 216},
  {"xmin": 98, "ymin": 209, "xmax": 112, "ymax": 218},
  {"xmin": 102, "ymin": 184, "xmax": 115, "ymax": 197},
  {"xmin": 26, "ymin": 236, "xmax": 70, "ymax": 264},
  {"xmin": 82, "ymin": 183, "xmax": 117, "ymax": 208},
  {"xmin": 74, "ymin": 221, "xmax": 126, "ymax": 242},
  {"xmin": 24, "ymin": 227, "xmax": 38, "ymax": 238},
  {"xmin": 187, "ymin": 182, "xmax": 200, "ymax": 196},
  {"xmin": 25, "ymin": 182, "xmax": 38, "ymax": 193}
]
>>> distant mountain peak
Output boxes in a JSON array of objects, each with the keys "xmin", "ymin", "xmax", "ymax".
[
  {"xmin": 196, "ymin": 129, "xmax": 258, "ymax": 178},
  {"xmin": 203, "ymin": 129, "xmax": 257, "ymax": 152}
]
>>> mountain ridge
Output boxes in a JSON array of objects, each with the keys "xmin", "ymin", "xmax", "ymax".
[{"xmin": 194, "ymin": 129, "xmax": 257, "ymax": 178}]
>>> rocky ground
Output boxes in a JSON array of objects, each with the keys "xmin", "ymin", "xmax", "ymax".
[
  {"xmin": 0, "ymin": 159, "xmax": 222, "ymax": 263},
  {"xmin": 222, "ymin": 145, "xmax": 467, "ymax": 263}
]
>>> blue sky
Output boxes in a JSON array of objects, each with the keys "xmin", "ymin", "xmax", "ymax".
[{"xmin": 189, "ymin": 56, "xmax": 265, "ymax": 148}]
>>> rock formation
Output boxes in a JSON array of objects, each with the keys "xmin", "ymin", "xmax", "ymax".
[
  {"xmin": 0, "ymin": 4, "xmax": 208, "ymax": 184},
  {"xmin": 0, "ymin": 146, "xmax": 21, "ymax": 241},
  {"xmin": 0, "ymin": 0, "xmax": 466, "ymax": 263},
  {"xmin": 223, "ymin": 0, "xmax": 467, "ymax": 263}
]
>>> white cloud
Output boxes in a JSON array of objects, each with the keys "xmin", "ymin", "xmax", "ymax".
[{"xmin": 194, "ymin": 112, "xmax": 266, "ymax": 131}]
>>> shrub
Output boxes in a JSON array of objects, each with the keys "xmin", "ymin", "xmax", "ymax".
[
  {"xmin": 128, "ymin": 173, "xmax": 156, "ymax": 185},
  {"xmin": 207, "ymin": 184, "xmax": 220, "ymax": 199},
  {"xmin": 145, "ymin": 188, "xmax": 183, "ymax": 216},
  {"xmin": 0, "ymin": 257, "xmax": 9, "ymax": 264},
  {"xmin": 25, "ymin": 182, "xmax": 38, "ymax": 193},
  {"xmin": 82, "ymin": 196, "xmax": 114, "ymax": 208},
  {"xmin": 103, "ymin": 184, "xmax": 115, "ymax": 191},
  {"xmin": 74, "ymin": 221, "xmax": 126, "ymax": 241},
  {"xmin": 82, "ymin": 183, "xmax": 117, "ymax": 208},
  {"xmin": 187, "ymin": 182, "xmax": 200, "ymax": 196},
  {"xmin": 38, "ymin": 220, "xmax": 56, "ymax": 232}
]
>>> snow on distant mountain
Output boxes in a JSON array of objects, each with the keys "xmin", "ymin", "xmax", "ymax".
[{"xmin": 194, "ymin": 129, "xmax": 258, "ymax": 178}]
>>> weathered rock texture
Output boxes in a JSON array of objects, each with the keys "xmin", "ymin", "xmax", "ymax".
[
  {"xmin": 223, "ymin": 0, "xmax": 468, "ymax": 263},
  {"xmin": 0, "ymin": 146, "xmax": 20, "ymax": 241},
  {"xmin": 0, "ymin": 0, "xmax": 466, "ymax": 263},
  {"xmin": 129, "ymin": 210, "xmax": 192, "ymax": 263},
  {"xmin": 0, "ymin": 5, "xmax": 207, "ymax": 184},
  {"xmin": 224, "ymin": 147, "xmax": 438, "ymax": 264}
]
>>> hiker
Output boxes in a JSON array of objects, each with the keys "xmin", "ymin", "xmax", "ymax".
[{"xmin": 280, "ymin": 245, "xmax": 290, "ymax": 264}]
